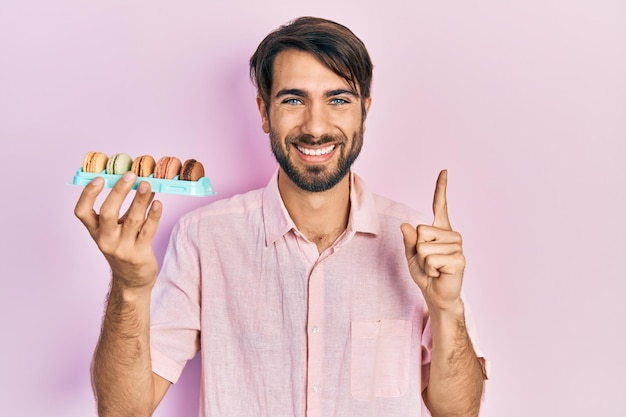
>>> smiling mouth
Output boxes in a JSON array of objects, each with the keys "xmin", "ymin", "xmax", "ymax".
[{"xmin": 296, "ymin": 144, "xmax": 336, "ymax": 156}]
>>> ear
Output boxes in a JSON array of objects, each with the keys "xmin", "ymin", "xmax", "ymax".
[
  {"xmin": 256, "ymin": 95, "xmax": 270, "ymax": 134},
  {"xmin": 362, "ymin": 96, "xmax": 373, "ymax": 132}
]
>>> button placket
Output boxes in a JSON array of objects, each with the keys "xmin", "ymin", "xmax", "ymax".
[{"xmin": 306, "ymin": 264, "xmax": 325, "ymax": 415}]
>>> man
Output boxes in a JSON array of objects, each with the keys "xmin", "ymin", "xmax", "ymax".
[{"xmin": 75, "ymin": 16, "xmax": 486, "ymax": 417}]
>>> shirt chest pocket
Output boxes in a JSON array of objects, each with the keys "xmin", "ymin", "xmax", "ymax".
[{"xmin": 350, "ymin": 319, "xmax": 412, "ymax": 401}]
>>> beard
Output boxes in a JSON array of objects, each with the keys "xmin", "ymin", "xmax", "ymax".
[{"xmin": 270, "ymin": 127, "xmax": 364, "ymax": 193}]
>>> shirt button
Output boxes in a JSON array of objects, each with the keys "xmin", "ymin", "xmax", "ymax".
[
  {"xmin": 312, "ymin": 326, "xmax": 319, "ymax": 334},
  {"xmin": 312, "ymin": 384, "xmax": 319, "ymax": 393}
]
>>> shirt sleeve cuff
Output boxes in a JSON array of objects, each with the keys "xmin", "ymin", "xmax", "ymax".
[{"xmin": 151, "ymin": 348, "xmax": 186, "ymax": 384}]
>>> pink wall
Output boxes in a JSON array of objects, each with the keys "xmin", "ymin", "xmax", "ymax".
[{"xmin": 1, "ymin": 0, "xmax": 625, "ymax": 415}]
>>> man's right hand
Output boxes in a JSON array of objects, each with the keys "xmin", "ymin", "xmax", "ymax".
[
  {"xmin": 75, "ymin": 171, "xmax": 168, "ymax": 415},
  {"xmin": 74, "ymin": 171, "xmax": 162, "ymax": 291}
]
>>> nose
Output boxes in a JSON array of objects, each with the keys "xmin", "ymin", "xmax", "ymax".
[{"xmin": 300, "ymin": 102, "xmax": 329, "ymax": 139}]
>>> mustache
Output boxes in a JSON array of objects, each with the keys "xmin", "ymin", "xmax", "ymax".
[{"xmin": 285, "ymin": 133, "xmax": 346, "ymax": 146}]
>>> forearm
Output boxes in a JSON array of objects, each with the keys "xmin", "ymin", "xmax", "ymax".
[
  {"xmin": 423, "ymin": 300, "xmax": 485, "ymax": 417},
  {"xmin": 92, "ymin": 279, "xmax": 156, "ymax": 417}
]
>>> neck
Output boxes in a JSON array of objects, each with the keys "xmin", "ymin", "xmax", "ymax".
[{"xmin": 278, "ymin": 169, "xmax": 351, "ymax": 253}]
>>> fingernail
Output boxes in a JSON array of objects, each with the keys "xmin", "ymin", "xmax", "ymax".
[
  {"xmin": 91, "ymin": 177, "xmax": 104, "ymax": 187},
  {"xmin": 138, "ymin": 182, "xmax": 148, "ymax": 194},
  {"xmin": 122, "ymin": 171, "xmax": 136, "ymax": 183}
]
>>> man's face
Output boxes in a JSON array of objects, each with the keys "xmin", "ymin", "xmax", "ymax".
[{"xmin": 257, "ymin": 49, "xmax": 371, "ymax": 192}]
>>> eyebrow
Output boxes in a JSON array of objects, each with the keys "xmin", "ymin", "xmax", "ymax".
[{"xmin": 274, "ymin": 88, "xmax": 360, "ymax": 99}]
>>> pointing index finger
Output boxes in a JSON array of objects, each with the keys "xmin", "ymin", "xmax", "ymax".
[{"xmin": 432, "ymin": 169, "xmax": 452, "ymax": 230}]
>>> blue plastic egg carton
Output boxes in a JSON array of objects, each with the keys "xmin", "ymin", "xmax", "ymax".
[{"xmin": 71, "ymin": 168, "xmax": 216, "ymax": 197}]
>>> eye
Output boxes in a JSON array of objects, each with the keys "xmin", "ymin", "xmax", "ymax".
[
  {"xmin": 283, "ymin": 98, "xmax": 303, "ymax": 105},
  {"xmin": 330, "ymin": 98, "xmax": 348, "ymax": 105}
]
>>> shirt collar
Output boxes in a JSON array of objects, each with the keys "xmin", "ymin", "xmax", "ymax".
[{"xmin": 262, "ymin": 169, "xmax": 380, "ymax": 246}]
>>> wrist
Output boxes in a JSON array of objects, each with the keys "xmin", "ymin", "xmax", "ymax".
[
  {"xmin": 428, "ymin": 297, "xmax": 465, "ymax": 322},
  {"xmin": 110, "ymin": 274, "xmax": 154, "ymax": 303},
  {"xmin": 428, "ymin": 298, "xmax": 466, "ymax": 343}
]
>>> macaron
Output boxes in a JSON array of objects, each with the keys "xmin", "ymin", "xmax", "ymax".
[
  {"xmin": 82, "ymin": 151, "xmax": 108, "ymax": 173},
  {"xmin": 106, "ymin": 153, "xmax": 133, "ymax": 175},
  {"xmin": 180, "ymin": 159, "xmax": 204, "ymax": 181},
  {"xmin": 154, "ymin": 156, "xmax": 182, "ymax": 179},
  {"xmin": 131, "ymin": 155, "xmax": 156, "ymax": 177}
]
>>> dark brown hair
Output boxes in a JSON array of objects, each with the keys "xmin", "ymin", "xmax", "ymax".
[{"xmin": 250, "ymin": 16, "xmax": 373, "ymax": 107}]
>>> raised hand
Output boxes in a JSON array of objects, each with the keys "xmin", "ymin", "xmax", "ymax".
[
  {"xmin": 74, "ymin": 172, "xmax": 163, "ymax": 291},
  {"xmin": 401, "ymin": 170, "xmax": 465, "ymax": 313}
]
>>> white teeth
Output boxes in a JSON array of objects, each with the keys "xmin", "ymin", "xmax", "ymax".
[{"xmin": 297, "ymin": 144, "xmax": 336, "ymax": 156}]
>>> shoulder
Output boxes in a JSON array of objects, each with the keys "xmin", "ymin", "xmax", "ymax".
[
  {"xmin": 353, "ymin": 173, "xmax": 429, "ymax": 226},
  {"xmin": 372, "ymin": 193, "xmax": 430, "ymax": 226},
  {"xmin": 177, "ymin": 187, "xmax": 265, "ymax": 228}
]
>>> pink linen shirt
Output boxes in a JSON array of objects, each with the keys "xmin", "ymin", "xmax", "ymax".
[{"xmin": 150, "ymin": 170, "xmax": 438, "ymax": 416}]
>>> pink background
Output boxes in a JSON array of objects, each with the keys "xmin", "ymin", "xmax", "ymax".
[{"xmin": 1, "ymin": 0, "xmax": 625, "ymax": 415}]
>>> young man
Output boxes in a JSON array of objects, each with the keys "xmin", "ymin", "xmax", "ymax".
[{"xmin": 75, "ymin": 16, "xmax": 486, "ymax": 417}]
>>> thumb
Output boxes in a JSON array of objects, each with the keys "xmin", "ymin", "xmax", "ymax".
[{"xmin": 400, "ymin": 223, "xmax": 417, "ymax": 259}]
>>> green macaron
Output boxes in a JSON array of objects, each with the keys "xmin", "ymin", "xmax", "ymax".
[{"xmin": 106, "ymin": 153, "xmax": 133, "ymax": 175}]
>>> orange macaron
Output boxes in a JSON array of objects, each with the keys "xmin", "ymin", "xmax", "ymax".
[
  {"xmin": 82, "ymin": 151, "xmax": 108, "ymax": 173},
  {"xmin": 131, "ymin": 155, "xmax": 156, "ymax": 177}
]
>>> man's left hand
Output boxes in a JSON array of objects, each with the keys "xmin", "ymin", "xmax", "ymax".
[{"xmin": 401, "ymin": 169, "xmax": 465, "ymax": 313}]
